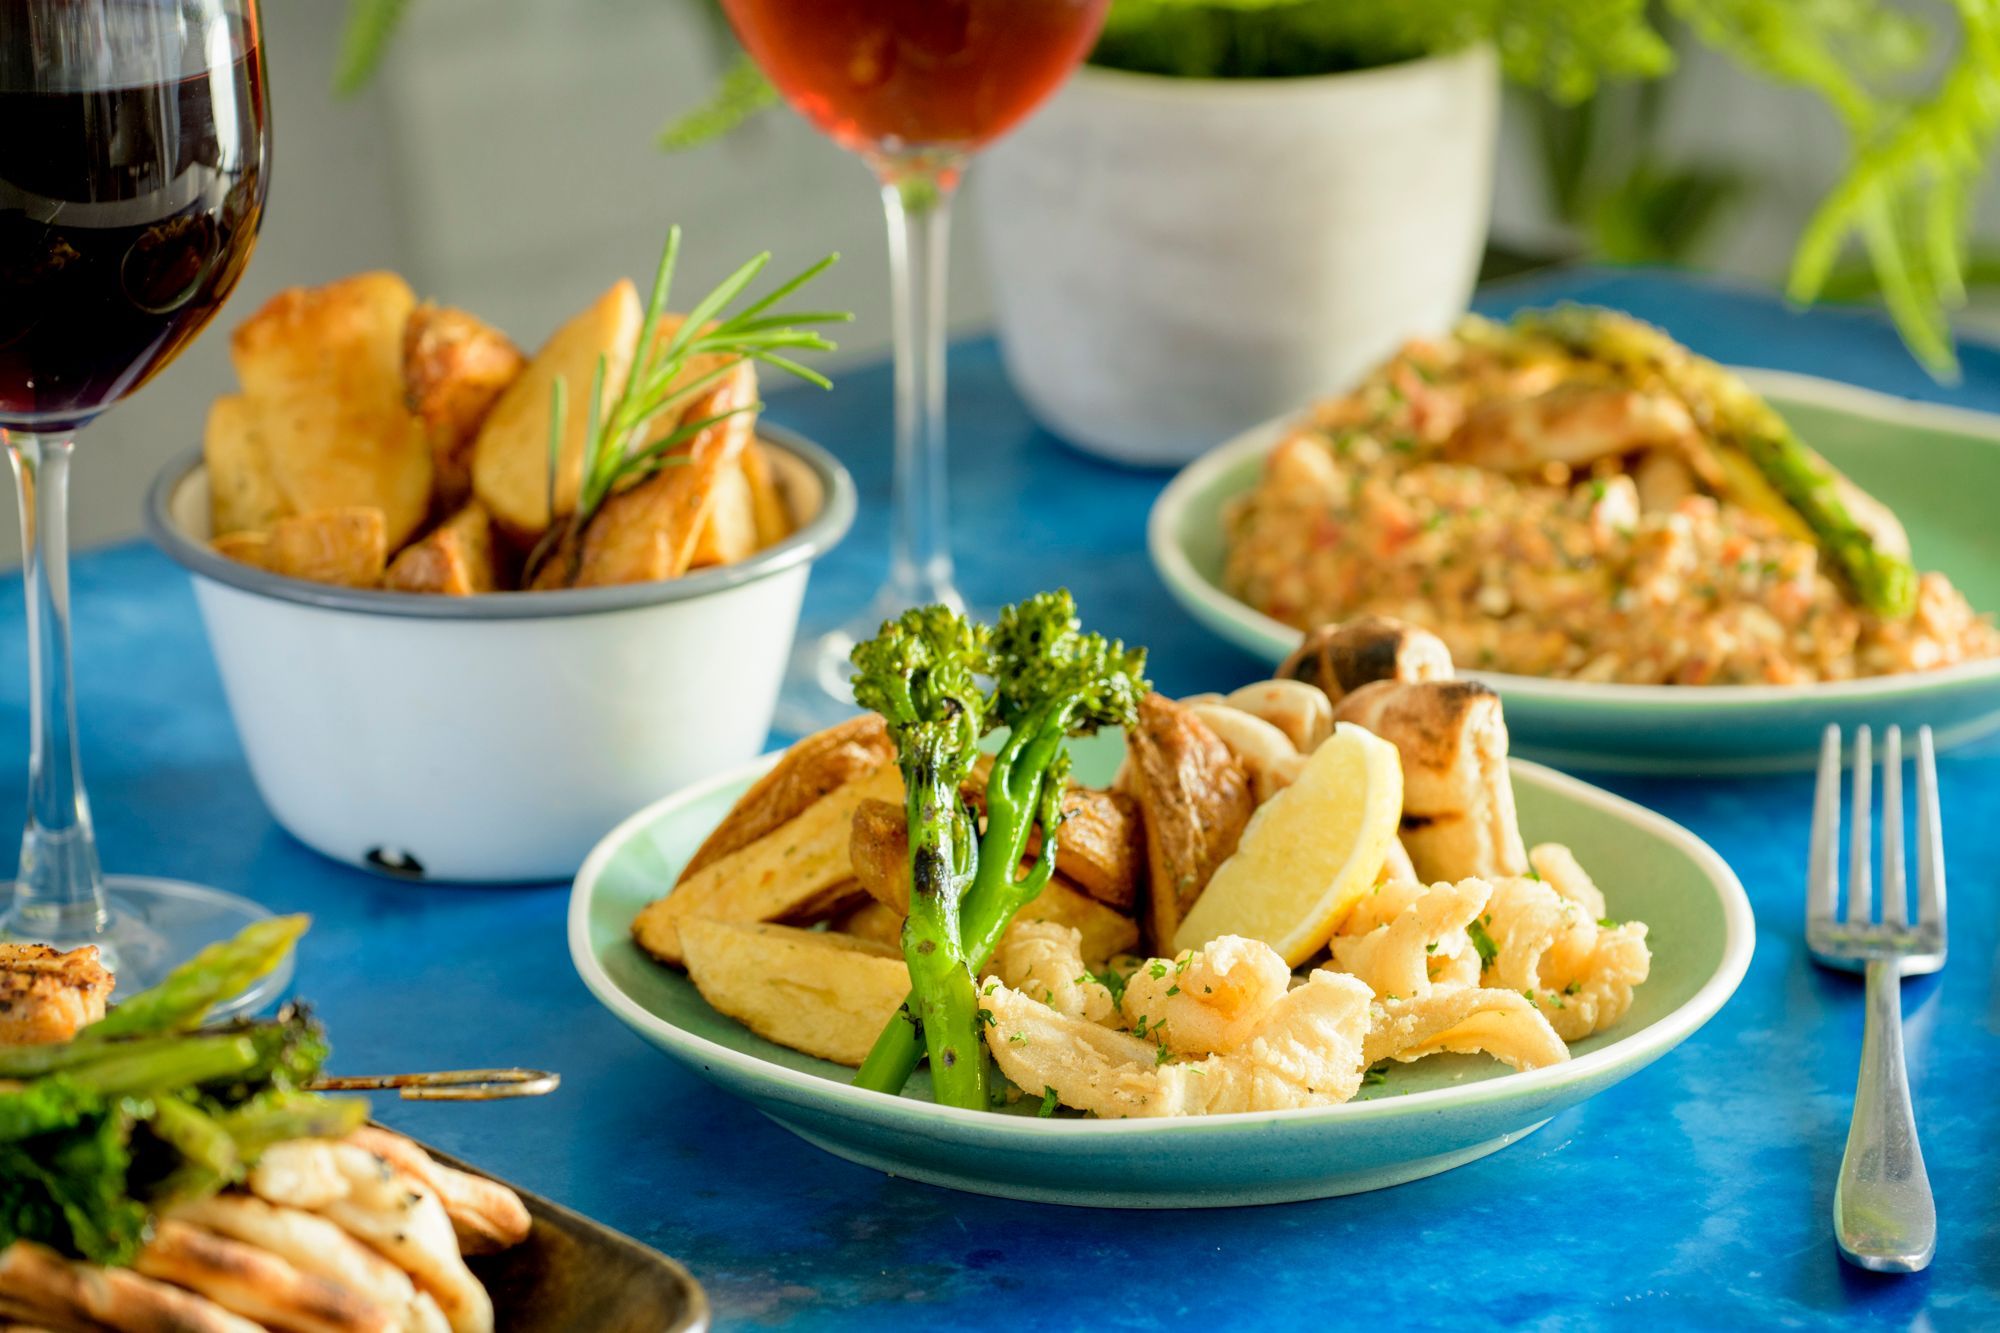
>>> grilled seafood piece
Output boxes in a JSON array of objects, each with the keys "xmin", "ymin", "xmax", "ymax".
[{"xmin": 0, "ymin": 944, "xmax": 112, "ymax": 1046}]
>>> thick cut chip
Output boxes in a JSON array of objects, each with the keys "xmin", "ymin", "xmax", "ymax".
[
  {"xmin": 632, "ymin": 761, "xmax": 900, "ymax": 965},
  {"xmin": 402, "ymin": 302, "xmax": 526, "ymax": 512},
  {"xmin": 383, "ymin": 503, "xmax": 500, "ymax": 595},
  {"xmin": 204, "ymin": 394, "xmax": 283, "ymax": 536},
  {"xmin": 235, "ymin": 507, "xmax": 388, "ymax": 588},
  {"xmin": 960, "ymin": 762, "xmax": 1144, "ymax": 910},
  {"xmin": 230, "ymin": 273, "xmax": 432, "ymax": 548},
  {"xmin": 471, "ymin": 280, "xmax": 642, "ymax": 541},
  {"xmin": 740, "ymin": 440, "xmax": 794, "ymax": 547},
  {"xmin": 681, "ymin": 715, "xmax": 895, "ymax": 882},
  {"xmin": 688, "ymin": 461, "xmax": 758, "ymax": 569},
  {"xmin": 680, "ymin": 919, "xmax": 910, "ymax": 1066},
  {"xmin": 1171, "ymin": 722, "xmax": 1404, "ymax": 965},
  {"xmin": 557, "ymin": 359, "xmax": 758, "ymax": 588}
]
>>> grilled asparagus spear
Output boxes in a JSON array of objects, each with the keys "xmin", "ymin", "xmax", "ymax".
[{"xmin": 1513, "ymin": 305, "xmax": 1919, "ymax": 618}]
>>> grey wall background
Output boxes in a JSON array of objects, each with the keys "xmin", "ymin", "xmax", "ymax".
[{"xmin": 25, "ymin": 0, "xmax": 2000, "ymax": 561}]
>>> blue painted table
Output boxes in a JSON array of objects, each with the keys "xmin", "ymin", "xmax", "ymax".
[{"xmin": 9, "ymin": 269, "xmax": 1997, "ymax": 1330}]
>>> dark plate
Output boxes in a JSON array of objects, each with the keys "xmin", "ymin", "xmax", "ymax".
[{"xmin": 420, "ymin": 1140, "xmax": 708, "ymax": 1333}]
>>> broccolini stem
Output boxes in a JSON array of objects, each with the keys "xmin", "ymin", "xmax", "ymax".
[
  {"xmin": 898, "ymin": 752, "xmax": 986, "ymax": 1110},
  {"xmin": 854, "ymin": 728, "xmax": 1070, "ymax": 1098}
]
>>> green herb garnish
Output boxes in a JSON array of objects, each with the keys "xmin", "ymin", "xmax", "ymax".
[{"xmin": 526, "ymin": 226, "xmax": 847, "ymax": 585}]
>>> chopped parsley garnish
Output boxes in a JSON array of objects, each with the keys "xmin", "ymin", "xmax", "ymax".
[
  {"xmin": 1467, "ymin": 915, "xmax": 1500, "ymax": 971},
  {"xmin": 1564, "ymin": 980, "xmax": 1582, "ymax": 996},
  {"xmin": 1148, "ymin": 961, "xmax": 1167, "ymax": 980},
  {"xmin": 1092, "ymin": 966, "xmax": 1129, "ymax": 1008},
  {"xmin": 1362, "ymin": 1067, "xmax": 1389, "ymax": 1088},
  {"xmin": 1166, "ymin": 984, "xmax": 1181, "ymax": 997},
  {"xmin": 1598, "ymin": 917, "xmax": 1621, "ymax": 929},
  {"xmin": 1038, "ymin": 1086, "xmax": 1059, "ymax": 1117}
]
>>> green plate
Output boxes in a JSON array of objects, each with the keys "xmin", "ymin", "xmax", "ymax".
[
  {"xmin": 567, "ymin": 732, "xmax": 1752, "ymax": 1208},
  {"xmin": 1149, "ymin": 369, "xmax": 2000, "ymax": 774}
]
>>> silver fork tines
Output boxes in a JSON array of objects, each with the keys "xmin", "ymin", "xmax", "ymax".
[{"xmin": 1806, "ymin": 723, "xmax": 1945, "ymax": 1274}]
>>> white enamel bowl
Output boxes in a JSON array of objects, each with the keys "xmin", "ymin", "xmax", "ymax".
[{"xmin": 146, "ymin": 427, "xmax": 854, "ymax": 883}]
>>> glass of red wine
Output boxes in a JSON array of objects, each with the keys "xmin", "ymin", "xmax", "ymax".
[
  {"xmin": 722, "ymin": 0, "xmax": 1111, "ymax": 733},
  {"xmin": 0, "ymin": 0, "xmax": 283, "ymax": 1008}
]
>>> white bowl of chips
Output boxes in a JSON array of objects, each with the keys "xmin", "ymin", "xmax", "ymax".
[{"xmin": 146, "ymin": 425, "xmax": 854, "ymax": 885}]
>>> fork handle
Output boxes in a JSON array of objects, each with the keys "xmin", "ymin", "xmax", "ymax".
[{"xmin": 1834, "ymin": 958, "xmax": 1936, "ymax": 1272}]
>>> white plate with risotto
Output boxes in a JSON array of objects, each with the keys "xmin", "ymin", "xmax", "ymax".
[{"xmin": 1151, "ymin": 309, "xmax": 2000, "ymax": 773}]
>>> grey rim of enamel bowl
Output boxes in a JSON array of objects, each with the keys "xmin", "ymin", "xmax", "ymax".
[{"xmin": 144, "ymin": 423, "xmax": 858, "ymax": 620}]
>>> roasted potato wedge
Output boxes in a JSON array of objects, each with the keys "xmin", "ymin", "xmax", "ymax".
[
  {"xmin": 471, "ymin": 280, "xmax": 642, "ymax": 541},
  {"xmin": 848, "ymin": 798, "xmax": 1138, "ymax": 963},
  {"xmin": 383, "ymin": 502, "xmax": 500, "ymax": 595},
  {"xmin": 203, "ymin": 394, "xmax": 283, "ymax": 536},
  {"xmin": 688, "ymin": 461, "xmax": 759, "ymax": 569},
  {"xmin": 403, "ymin": 302, "xmax": 526, "ymax": 512},
  {"xmin": 216, "ymin": 508, "xmax": 387, "ymax": 588},
  {"xmin": 633, "ymin": 761, "xmax": 901, "ymax": 965},
  {"xmin": 229, "ymin": 273, "xmax": 432, "ymax": 548},
  {"xmin": 829, "ymin": 899, "xmax": 905, "ymax": 950},
  {"xmin": 1127, "ymin": 693, "xmax": 1256, "ymax": 954},
  {"xmin": 740, "ymin": 441, "xmax": 793, "ymax": 548},
  {"xmin": 681, "ymin": 715, "xmax": 895, "ymax": 882},
  {"xmin": 680, "ymin": 920, "xmax": 910, "ymax": 1067},
  {"xmin": 551, "ymin": 359, "xmax": 758, "ymax": 589}
]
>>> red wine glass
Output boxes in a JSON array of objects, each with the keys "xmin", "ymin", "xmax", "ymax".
[
  {"xmin": 720, "ymin": 0, "xmax": 1111, "ymax": 733},
  {"xmin": 0, "ymin": 0, "xmax": 283, "ymax": 1009}
]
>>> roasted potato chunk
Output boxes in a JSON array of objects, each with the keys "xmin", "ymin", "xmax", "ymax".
[
  {"xmin": 1127, "ymin": 693, "xmax": 1256, "ymax": 954},
  {"xmin": 633, "ymin": 761, "xmax": 900, "ymax": 965},
  {"xmin": 829, "ymin": 898, "xmax": 905, "ymax": 950},
  {"xmin": 403, "ymin": 302, "xmax": 526, "ymax": 512},
  {"xmin": 228, "ymin": 273, "xmax": 432, "ymax": 548},
  {"xmin": 383, "ymin": 503, "xmax": 500, "ymax": 595},
  {"xmin": 214, "ymin": 508, "xmax": 387, "ymax": 588},
  {"xmin": 688, "ymin": 461, "xmax": 759, "ymax": 569},
  {"xmin": 548, "ymin": 359, "xmax": 758, "ymax": 589},
  {"xmin": 471, "ymin": 280, "xmax": 642, "ymax": 542},
  {"xmin": 681, "ymin": 715, "xmax": 895, "ymax": 882},
  {"xmin": 740, "ymin": 440, "xmax": 794, "ymax": 548},
  {"xmin": 680, "ymin": 920, "xmax": 910, "ymax": 1067},
  {"xmin": 203, "ymin": 394, "xmax": 283, "ymax": 536}
]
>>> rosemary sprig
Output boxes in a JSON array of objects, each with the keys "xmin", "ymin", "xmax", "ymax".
[{"xmin": 527, "ymin": 227, "xmax": 848, "ymax": 584}]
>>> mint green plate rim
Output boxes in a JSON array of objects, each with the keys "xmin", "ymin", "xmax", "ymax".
[
  {"xmin": 567, "ymin": 751, "xmax": 1753, "ymax": 1158},
  {"xmin": 1148, "ymin": 369, "xmax": 2000, "ymax": 766}
]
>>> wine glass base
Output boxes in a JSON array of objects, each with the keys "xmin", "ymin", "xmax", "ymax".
[{"xmin": 1, "ymin": 876, "xmax": 292, "ymax": 1022}]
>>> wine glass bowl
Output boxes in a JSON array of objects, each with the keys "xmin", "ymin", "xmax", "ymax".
[
  {"xmin": 719, "ymin": 0, "xmax": 1111, "ymax": 734},
  {"xmin": 0, "ymin": 0, "xmax": 280, "ymax": 1010}
]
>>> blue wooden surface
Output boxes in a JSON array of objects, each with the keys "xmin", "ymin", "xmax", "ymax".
[{"xmin": 7, "ymin": 269, "xmax": 1998, "ymax": 1330}]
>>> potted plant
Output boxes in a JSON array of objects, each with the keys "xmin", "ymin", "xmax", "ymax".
[{"xmin": 339, "ymin": 0, "xmax": 2000, "ymax": 462}]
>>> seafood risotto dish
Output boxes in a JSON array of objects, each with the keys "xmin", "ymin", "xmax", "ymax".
[{"xmin": 1223, "ymin": 307, "xmax": 2000, "ymax": 686}]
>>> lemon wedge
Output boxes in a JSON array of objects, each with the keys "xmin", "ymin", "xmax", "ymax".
[{"xmin": 1171, "ymin": 722, "xmax": 1404, "ymax": 966}]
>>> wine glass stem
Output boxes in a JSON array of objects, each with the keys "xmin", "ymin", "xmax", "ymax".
[
  {"xmin": 881, "ymin": 171, "xmax": 961, "ymax": 613},
  {"xmin": 5, "ymin": 431, "xmax": 106, "ymax": 939}
]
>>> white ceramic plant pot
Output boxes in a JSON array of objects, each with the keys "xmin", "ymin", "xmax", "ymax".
[
  {"xmin": 978, "ymin": 45, "xmax": 1499, "ymax": 465},
  {"xmin": 146, "ymin": 428, "xmax": 855, "ymax": 884}
]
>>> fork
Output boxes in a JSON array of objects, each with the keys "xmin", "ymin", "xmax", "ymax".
[{"xmin": 1806, "ymin": 723, "xmax": 1946, "ymax": 1273}]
